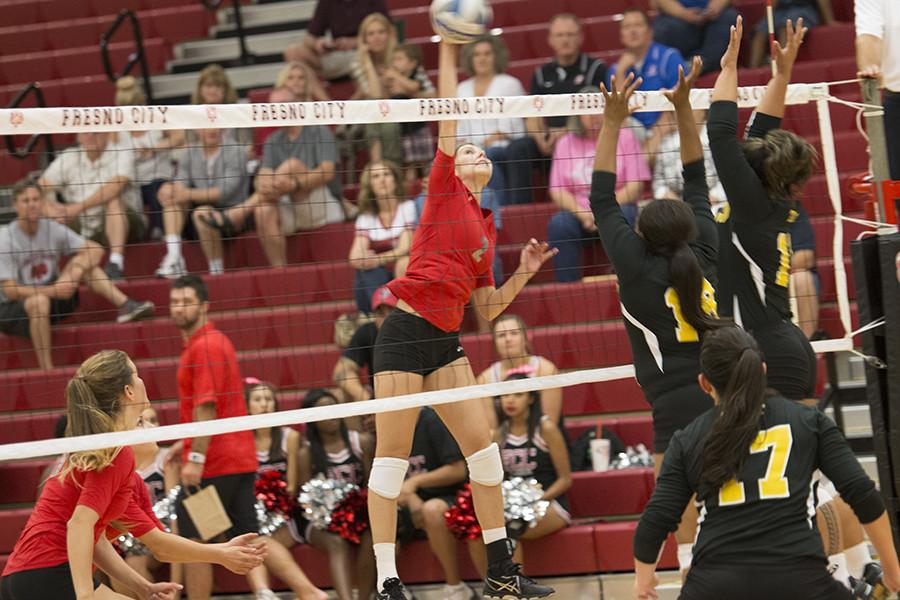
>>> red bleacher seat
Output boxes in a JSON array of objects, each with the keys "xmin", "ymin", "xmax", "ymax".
[
  {"xmin": 569, "ymin": 469, "xmax": 655, "ymax": 517},
  {"xmin": 38, "ymin": 0, "xmax": 96, "ymax": 23},
  {"xmin": 0, "ymin": 0, "xmax": 42, "ymax": 29},
  {"xmin": 0, "ymin": 509, "xmax": 31, "ymax": 554},
  {"xmin": 594, "ymin": 522, "xmax": 678, "ymax": 571},
  {"xmin": 145, "ymin": 5, "xmax": 215, "ymax": 46},
  {"xmin": 0, "ymin": 461, "xmax": 46, "ymax": 505}
]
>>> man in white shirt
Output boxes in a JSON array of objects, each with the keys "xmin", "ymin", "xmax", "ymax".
[
  {"xmin": 37, "ymin": 131, "xmax": 146, "ymax": 280},
  {"xmin": 856, "ymin": 0, "xmax": 900, "ymax": 179},
  {"xmin": 0, "ymin": 180, "xmax": 154, "ymax": 370}
]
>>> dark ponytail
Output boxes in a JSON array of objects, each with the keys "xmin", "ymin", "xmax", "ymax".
[
  {"xmin": 638, "ymin": 199, "xmax": 726, "ymax": 335},
  {"xmin": 698, "ymin": 327, "xmax": 768, "ymax": 492}
]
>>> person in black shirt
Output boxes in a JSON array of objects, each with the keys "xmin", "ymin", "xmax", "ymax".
[
  {"xmin": 396, "ymin": 407, "xmax": 473, "ymax": 600},
  {"xmin": 708, "ymin": 16, "xmax": 818, "ymax": 401},
  {"xmin": 504, "ymin": 13, "xmax": 607, "ymax": 205},
  {"xmin": 632, "ymin": 326, "xmax": 900, "ymax": 600},
  {"xmin": 591, "ymin": 60, "xmax": 728, "ymax": 574}
]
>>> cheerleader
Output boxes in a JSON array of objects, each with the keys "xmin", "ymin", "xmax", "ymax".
[
  {"xmin": 495, "ymin": 374, "xmax": 571, "ymax": 565},
  {"xmin": 368, "ymin": 40, "xmax": 557, "ymax": 600},
  {"xmin": 294, "ymin": 390, "xmax": 375, "ymax": 600},
  {"xmin": 244, "ymin": 380, "xmax": 327, "ymax": 600}
]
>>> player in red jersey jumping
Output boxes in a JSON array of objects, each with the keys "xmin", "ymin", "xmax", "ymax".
[{"xmin": 367, "ymin": 40, "xmax": 558, "ymax": 600}]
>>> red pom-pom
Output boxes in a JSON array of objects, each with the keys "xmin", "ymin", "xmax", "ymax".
[
  {"xmin": 255, "ymin": 470, "xmax": 294, "ymax": 515},
  {"xmin": 444, "ymin": 484, "xmax": 482, "ymax": 541},
  {"xmin": 328, "ymin": 488, "xmax": 369, "ymax": 544}
]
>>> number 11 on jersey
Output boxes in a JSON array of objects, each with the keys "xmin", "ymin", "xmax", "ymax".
[{"xmin": 664, "ymin": 279, "xmax": 718, "ymax": 343}]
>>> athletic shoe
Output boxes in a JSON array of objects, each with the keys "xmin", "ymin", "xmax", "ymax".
[
  {"xmin": 377, "ymin": 577, "xmax": 415, "ymax": 599},
  {"xmin": 483, "ymin": 562, "xmax": 554, "ymax": 599},
  {"xmin": 155, "ymin": 254, "xmax": 186, "ymax": 279},
  {"xmin": 443, "ymin": 582, "xmax": 477, "ymax": 600},
  {"xmin": 117, "ymin": 299, "xmax": 155, "ymax": 324},
  {"xmin": 254, "ymin": 590, "xmax": 280, "ymax": 600},
  {"xmin": 851, "ymin": 562, "xmax": 889, "ymax": 599},
  {"xmin": 104, "ymin": 262, "xmax": 124, "ymax": 281}
]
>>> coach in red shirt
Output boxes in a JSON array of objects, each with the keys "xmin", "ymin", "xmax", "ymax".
[{"xmin": 170, "ymin": 274, "xmax": 258, "ymax": 600}]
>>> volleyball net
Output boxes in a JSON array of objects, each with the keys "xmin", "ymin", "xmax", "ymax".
[{"xmin": 0, "ymin": 78, "xmax": 885, "ymax": 463}]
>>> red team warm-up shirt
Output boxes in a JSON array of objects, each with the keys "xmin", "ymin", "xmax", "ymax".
[
  {"xmin": 2, "ymin": 447, "xmax": 158, "ymax": 575},
  {"xmin": 179, "ymin": 322, "xmax": 257, "ymax": 478},
  {"xmin": 388, "ymin": 149, "xmax": 497, "ymax": 333}
]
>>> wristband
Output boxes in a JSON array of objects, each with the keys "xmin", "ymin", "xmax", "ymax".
[{"xmin": 188, "ymin": 452, "xmax": 206, "ymax": 464}]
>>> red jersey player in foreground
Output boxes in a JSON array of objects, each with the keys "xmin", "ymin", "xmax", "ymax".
[
  {"xmin": 367, "ymin": 39, "xmax": 558, "ymax": 600},
  {"xmin": 0, "ymin": 350, "xmax": 266, "ymax": 600}
]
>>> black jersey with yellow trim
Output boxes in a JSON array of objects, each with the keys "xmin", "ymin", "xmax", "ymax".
[
  {"xmin": 709, "ymin": 101, "xmax": 799, "ymax": 331},
  {"xmin": 634, "ymin": 397, "xmax": 884, "ymax": 567},
  {"xmin": 590, "ymin": 159, "xmax": 718, "ymax": 401}
]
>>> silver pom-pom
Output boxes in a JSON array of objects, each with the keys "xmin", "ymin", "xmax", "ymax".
[
  {"xmin": 298, "ymin": 475, "xmax": 358, "ymax": 530},
  {"xmin": 610, "ymin": 444, "xmax": 654, "ymax": 469},
  {"xmin": 117, "ymin": 485, "xmax": 182, "ymax": 556},
  {"xmin": 501, "ymin": 477, "xmax": 549, "ymax": 528},
  {"xmin": 255, "ymin": 501, "xmax": 287, "ymax": 537}
]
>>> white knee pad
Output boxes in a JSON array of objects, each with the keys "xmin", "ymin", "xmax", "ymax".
[
  {"xmin": 368, "ymin": 457, "xmax": 409, "ymax": 500},
  {"xmin": 466, "ymin": 443, "xmax": 504, "ymax": 487}
]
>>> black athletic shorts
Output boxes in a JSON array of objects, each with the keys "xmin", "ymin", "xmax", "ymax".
[
  {"xmin": 680, "ymin": 559, "xmax": 852, "ymax": 600},
  {"xmin": 0, "ymin": 293, "xmax": 79, "ymax": 338},
  {"xmin": 0, "ymin": 562, "xmax": 99, "ymax": 600},
  {"xmin": 649, "ymin": 383, "xmax": 713, "ymax": 453},
  {"xmin": 751, "ymin": 320, "xmax": 817, "ymax": 401},
  {"xmin": 174, "ymin": 471, "xmax": 258, "ymax": 540},
  {"xmin": 373, "ymin": 309, "xmax": 466, "ymax": 377}
]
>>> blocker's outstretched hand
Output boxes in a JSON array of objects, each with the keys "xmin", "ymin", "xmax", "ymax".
[
  {"xmin": 773, "ymin": 18, "xmax": 807, "ymax": 77},
  {"xmin": 519, "ymin": 238, "xmax": 558, "ymax": 275},
  {"xmin": 720, "ymin": 15, "xmax": 743, "ymax": 71},
  {"xmin": 600, "ymin": 73, "xmax": 643, "ymax": 126},
  {"xmin": 663, "ymin": 56, "xmax": 703, "ymax": 108}
]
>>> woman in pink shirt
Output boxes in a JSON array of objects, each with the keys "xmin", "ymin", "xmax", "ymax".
[{"xmin": 546, "ymin": 86, "xmax": 650, "ymax": 282}]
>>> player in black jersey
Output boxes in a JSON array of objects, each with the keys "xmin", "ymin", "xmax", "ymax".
[
  {"xmin": 244, "ymin": 380, "xmax": 327, "ymax": 600},
  {"xmin": 496, "ymin": 373, "xmax": 572, "ymax": 561},
  {"xmin": 295, "ymin": 389, "xmax": 375, "ymax": 600},
  {"xmin": 632, "ymin": 326, "xmax": 900, "ymax": 600},
  {"xmin": 708, "ymin": 16, "xmax": 818, "ymax": 401},
  {"xmin": 592, "ymin": 60, "xmax": 727, "ymax": 570}
]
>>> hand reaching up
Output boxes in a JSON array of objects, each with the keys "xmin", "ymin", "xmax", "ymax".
[
  {"xmin": 663, "ymin": 56, "xmax": 703, "ymax": 109},
  {"xmin": 720, "ymin": 15, "xmax": 743, "ymax": 71},
  {"xmin": 773, "ymin": 18, "xmax": 808, "ymax": 77},
  {"xmin": 600, "ymin": 73, "xmax": 643, "ymax": 126}
]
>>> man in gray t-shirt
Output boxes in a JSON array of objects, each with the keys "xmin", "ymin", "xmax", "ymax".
[
  {"xmin": 0, "ymin": 180, "xmax": 155, "ymax": 370},
  {"xmin": 193, "ymin": 116, "xmax": 346, "ymax": 272}
]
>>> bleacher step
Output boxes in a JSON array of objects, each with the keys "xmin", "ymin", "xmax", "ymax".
[
  {"xmin": 172, "ymin": 30, "xmax": 300, "ymax": 67},
  {"xmin": 155, "ymin": 62, "xmax": 286, "ymax": 102}
]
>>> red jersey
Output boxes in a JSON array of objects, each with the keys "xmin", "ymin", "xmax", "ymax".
[
  {"xmin": 3, "ymin": 447, "xmax": 142, "ymax": 575},
  {"xmin": 388, "ymin": 149, "xmax": 496, "ymax": 332},
  {"xmin": 179, "ymin": 321, "xmax": 257, "ymax": 478},
  {"xmin": 105, "ymin": 471, "xmax": 165, "ymax": 541}
]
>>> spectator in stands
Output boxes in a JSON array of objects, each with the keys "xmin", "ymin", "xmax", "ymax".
[
  {"xmin": 192, "ymin": 64, "xmax": 254, "ymax": 157},
  {"xmin": 856, "ymin": 0, "xmax": 900, "ymax": 180},
  {"xmin": 0, "ymin": 180, "xmax": 155, "ymax": 371},
  {"xmin": 244, "ymin": 380, "xmax": 329, "ymax": 600},
  {"xmin": 37, "ymin": 131, "xmax": 145, "ymax": 281},
  {"xmin": 156, "ymin": 127, "xmax": 249, "ymax": 278},
  {"xmin": 457, "ymin": 35, "xmax": 527, "ymax": 206},
  {"xmin": 750, "ymin": 0, "xmax": 835, "ymax": 67},
  {"xmin": 196, "ymin": 86, "xmax": 344, "ymax": 269},
  {"xmin": 546, "ymin": 91, "xmax": 650, "ymax": 282},
  {"xmin": 651, "ymin": 110, "xmax": 726, "ymax": 205},
  {"xmin": 114, "ymin": 76, "xmax": 184, "ymax": 240},
  {"xmin": 790, "ymin": 204, "xmax": 822, "ymax": 339},
  {"xmin": 651, "ymin": 0, "xmax": 739, "ymax": 74},
  {"xmin": 506, "ymin": 14, "xmax": 608, "ymax": 205},
  {"xmin": 295, "ymin": 389, "xmax": 376, "ymax": 600},
  {"xmin": 495, "ymin": 373, "xmax": 571, "ymax": 563},
  {"xmin": 354, "ymin": 13, "xmax": 402, "ymax": 165},
  {"xmin": 608, "ymin": 9, "xmax": 686, "ymax": 145},
  {"xmin": 387, "ymin": 43, "xmax": 437, "ymax": 185},
  {"xmin": 285, "ymin": 0, "xmax": 389, "ymax": 99},
  {"xmin": 476, "ymin": 314, "xmax": 563, "ymax": 428},
  {"xmin": 349, "ymin": 161, "xmax": 416, "ymax": 313},
  {"xmin": 170, "ymin": 274, "xmax": 260, "ymax": 600},
  {"xmin": 396, "ymin": 407, "xmax": 475, "ymax": 600},
  {"xmin": 333, "ymin": 285, "xmax": 398, "ymax": 404}
]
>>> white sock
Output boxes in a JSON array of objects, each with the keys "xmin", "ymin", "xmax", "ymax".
[
  {"xmin": 845, "ymin": 541, "xmax": 873, "ymax": 579},
  {"xmin": 374, "ymin": 542, "xmax": 398, "ymax": 592},
  {"xmin": 482, "ymin": 526, "xmax": 507, "ymax": 545},
  {"xmin": 164, "ymin": 234, "xmax": 182, "ymax": 259},
  {"xmin": 209, "ymin": 258, "xmax": 224, "ymax": 274},
  {"xmin": 109, "ymin": 252, "xmax": 124, "ymax": 269},
  {"xmin": 828, "ymin": 552, "xmax": 852, "ymax": 588},
  {"xmin": 677, "ymin": 543, "xmax": 693, "ymax": 571}
]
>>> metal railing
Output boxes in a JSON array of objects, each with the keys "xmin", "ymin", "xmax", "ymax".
[
  {"xmin": 4, "ymin": 83, "xmax": 55, "ymax": 162},
  {"xmin": 200, "ymin": 0, "xmax": 255, "ymax": 65},
  {"xmin": 100, "ymin": 9, "xmax": 155, "ymax": 103}
]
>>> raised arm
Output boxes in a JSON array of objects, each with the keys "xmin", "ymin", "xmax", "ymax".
[
  {"xmin": 711, "ymin": 15, "xmax": 742, "ymax": 104},
  {"xmin": 437, "ymin": 41, "xmax": 460, "ymax": 156},
  {"xmin": 664, "ymin": 57, "xmax": 704, "ymax": 167},
  {"xmin": 756, "ymin": 18, "xmax": 807, "ymax": 119}
]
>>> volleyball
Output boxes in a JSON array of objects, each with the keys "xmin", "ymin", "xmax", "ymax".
[{"xmin": 430, "ymin": 0, "xmax": 493, "ymax": 44}]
